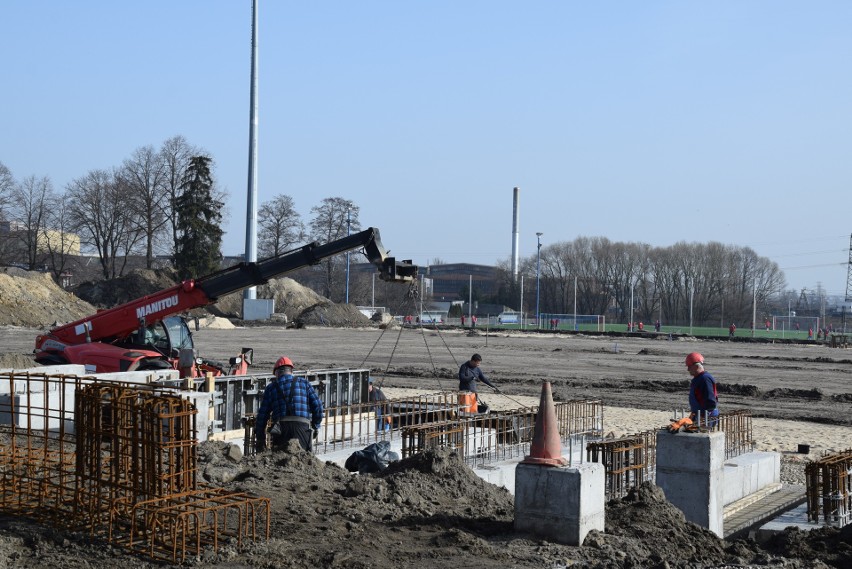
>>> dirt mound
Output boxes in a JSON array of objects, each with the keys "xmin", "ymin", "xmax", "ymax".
[
  {"xmin": 0, "ymin": 268, "xmax": 95, "ymax": 327},
  {"xmin": 0, "ymin": 438, "xmax": 844, "ymax": 568},
  {"xmin": 589, "ymin": 483, "xmax": 727, "ymax": 566},
  {"xmin": 296, "ymin": 302, "xmax": 371, "ymax": 328},
  {"xmin": 586, "ymin": 483, "xmax": 825, "ymax": 568},
  {"xmin": 73, "ymin": 268, "xmax": 179, "ymax": 309},
  {"xmin": 764, "ymin": 388, "xmax": 824, "ymax": 400},
  {"xmin": 197, "ymin": 315, "xmax": 236, "ymax": 330},
  {"xmin": 212, "ymin": 276, "xmax": 326, "ymax": 320},
  {"xmin": 213, "ymin": 277, "xmax": 370, "ymax": 327},
  {"xmin": 721, "ymin": 382, "xmax": 761, "ymax": 397},
  {"xmin": 0, "ymin": 353, "xmax": 40, "ymax": 369},
  {"xmin": 763, "ymin": 524, "xmax": 852, "ymax": 568}
]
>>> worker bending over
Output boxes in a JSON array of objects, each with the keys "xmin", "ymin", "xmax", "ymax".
[
  {"xmin": 458, "ymin": 353, "xmax": 497, "ymax": 393},
  {"xmin": 255, "ymin": 356, "xmax": 324, "ymax": 453}
]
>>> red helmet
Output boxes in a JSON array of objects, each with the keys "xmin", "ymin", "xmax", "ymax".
[
  {"xmin": 685, "ymin": 352, "xmax": 704, "ymax": 367},
  {"xmin": 273, "ymin": 356, "xmax": 293, "ymax": 372}
]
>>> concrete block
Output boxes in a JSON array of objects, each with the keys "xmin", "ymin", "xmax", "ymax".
[
  {"xmin": 243, "ymin": 298, "xmax": 274, "ymax": 321},
  {"xmin": 514, "ymin": 462, "xmax": 605, "ymax": 545},
  {"xmin": 88, "ymin": 370, "xmax": 179, "ymax": 384},
  {"xmin": 656, "ymin": 430, "xmax": 725, "ymax": 537},
  {"xmin": 180, "ymin": 391, "xmax": 212, "ymax": 439},
  {"xmin": 723, "ymin": 451, "xmax": 780, "ymax": 506}
]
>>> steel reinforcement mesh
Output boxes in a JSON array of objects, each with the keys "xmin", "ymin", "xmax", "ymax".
[
  {"xmin": 398, "ymin": 399, "xmax": 604, "ymax": 466},
  {"xmin": 586, "ymin": 430, "xmax": 656, "ymax": 499},
  {"xmin": 805, "ymin": 449, "xmax": 852, "ymax": 527},
  {"xmin": 712, "ymin": 409, "xmax": 755, "ymax": 459},
  {"xmin": 0, "ymin": 372, "xmax": 269, "ymax": 562}
]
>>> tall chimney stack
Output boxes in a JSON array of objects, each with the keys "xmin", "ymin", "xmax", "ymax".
[{"xmin": 511, "ymin": 187, "xmax": 520, "ymax": 280}]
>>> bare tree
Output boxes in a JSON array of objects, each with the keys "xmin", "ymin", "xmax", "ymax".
[
  {"xmin": 10, "ymin": 175, "xmax": 54, "ymax": 270},
  {"xmin": 258, "ymin": 194, "xmax": 304, "ymax": 257},
  {"xmin": 159, "ymin": 135, "xmax": 198, "ymax": 257},
  {"xmin": 0, "ymin": 161, "xmax": 13, "ymax": 223},
  {"xmin": 43, "ymin": 192, "xmax": 76, "ymax": 285},
  {"xmin": 122, "ymin": 145, "xmax": 169, "ymax": 268},
  {"xmin": 522, "ymin": 235, "xmax": 787, "ymax": 328},
  {"xmin": 309, "ymin": 197, "xmax": 361, "ymax": 299},
  {"xmin": 0, "ymin": 162, "xmax": 17, "ymax": 263},
  {"xmin": 67, "ymin": 169, "xmax": 144, "ymax": 280}
]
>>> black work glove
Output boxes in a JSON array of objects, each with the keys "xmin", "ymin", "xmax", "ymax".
[{"xmin": 312, "ymin": 428, "xmax": 319, "ymax": 440}]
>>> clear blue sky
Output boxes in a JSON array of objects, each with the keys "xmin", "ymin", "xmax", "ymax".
[{"xmin": 2, "ymin": 1, "xmax": 850, "ymax": 296}]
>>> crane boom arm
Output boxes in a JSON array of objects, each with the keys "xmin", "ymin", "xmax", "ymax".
[{"xmin": 42, "ymin": 227, "xmax": 415, "ymax": 346}]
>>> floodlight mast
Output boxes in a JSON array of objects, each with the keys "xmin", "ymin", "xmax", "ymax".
[
  {"xmin": 844, "ymin": 233, "xmax": 852, "ymax": 333},
  {"xmin": 846, "ymin": 233, "xmax": 852, "ymax": 303}
]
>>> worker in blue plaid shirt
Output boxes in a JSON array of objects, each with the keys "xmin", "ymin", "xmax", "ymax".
[{"xmin": 255, "ymin": 356, "xmax": 324, "ymax": 452}]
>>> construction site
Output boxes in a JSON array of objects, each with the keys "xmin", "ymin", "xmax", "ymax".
[
  {"xmin": 0, "ymin": 262, "xmax": 847, "ymax": 567},
  {"xmin": 0, "ymin": 316, "xmax": 849, "ymax": 567}
]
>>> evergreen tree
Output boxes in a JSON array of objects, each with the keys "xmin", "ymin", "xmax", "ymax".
[{"xmin": 174, "ymin": 156, "xmax": 223, "ymax": 279}]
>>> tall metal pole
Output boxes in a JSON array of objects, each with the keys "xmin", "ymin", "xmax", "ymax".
[
  {"xmin": 511, "ymin": 187, "xmax": 520, "ymax": 280},
  {"xmin": 751, "ymin": 279, "xmax": 757, "ymax": 338},
  {"xmin": 630, "ymin": 281, "xmax": 635, "ymax": 332},
  {"xmin": 536, "ymin": 232, "xmax": 543, "ymax": 329},
  {"xmin": 243, "ymin": 0, "xmax": 260, "ymax": 302},
  {"xmin": 468, "ymin": 275, "xmax": 473, "ymax": 322},
  {"xmin": 689, "ymin": 278, "xmax": 694, "ymax": 335},
  {"xmin": 520, "ymin": 275, "xmax": 524, "ymax": 329},
  {"xmin": 419, "ymin": 272, "xmax": 424, "ymax": 321},
  {"xmin": 573, "ymin": 275, "xmax": 578, "ymax": 331},
  {"xmin": 345, "ymin": 208, "xmax": 351, "ymax": 304},
  {"xmin": 371, "ymin": 272, "xmax": 375, "ymax": 308}
]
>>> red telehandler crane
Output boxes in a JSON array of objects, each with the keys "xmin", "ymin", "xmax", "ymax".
[{"xmin": 34, "ymin": 228, "xmax": 417, "ymax": 376}]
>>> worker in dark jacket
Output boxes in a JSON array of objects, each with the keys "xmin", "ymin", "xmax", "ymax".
[
  {"xmin": 368, "ymin": 377, "xmax": 391, "ymax": 431},
  {"xmin": 458, "ymin": 353, "xmax": 496, "ymax": 393},
  {"xmin": 255, "ymin": 356, "xmax": 324, "ymax": 453},
  {"xmin": 685, "ymin": 351, "xmax": 719, "ymax": 425}
]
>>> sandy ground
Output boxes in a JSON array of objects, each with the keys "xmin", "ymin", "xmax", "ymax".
[
  {"xmin": 2, "ymin": 325, "xmax": 852, "ymax": 568},
  {"xmin": 192, "ymin": 325, "xmax": 852, "ymax": 448}
]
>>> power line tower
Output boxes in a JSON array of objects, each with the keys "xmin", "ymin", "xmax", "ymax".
[
  {"xmin": 845, "ymin": 234, "xmax": 852, "ymax": 332},
  {"xmin": 847, "ymin": 233, "xmax": 852, "ymax": 302}
]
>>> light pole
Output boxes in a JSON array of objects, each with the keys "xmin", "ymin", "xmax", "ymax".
[
  {"xmin": 629, "ymin": 279, "xmax": 635, "ymax": 332},
  {"xmin": 689, "ymin": 278, "xmax": 694, "ymax": 335},
  {"xmin": 345, "ymin": 208, "xmax": 351, "ymax": 304},
  {"xmin": 536, "ymin": 232, "xmax": 543, "ymax": 329}
]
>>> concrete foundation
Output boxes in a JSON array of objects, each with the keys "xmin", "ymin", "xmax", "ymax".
[
  {"xmin": 723, "ymin": 451, "xmax": 780, "ymax": 506},
  {"xmin": 656, "ymin": 430, "xmax": 725, "ymax": 537},
  {"xmin": 514, "ymin": 462, "xmax": 605, "ymax": 545}
]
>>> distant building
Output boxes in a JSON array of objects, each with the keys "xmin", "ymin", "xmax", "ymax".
[
  {"xmin": 351, "ymin": 261, "xmax": 500, "ymax": 302},
  {"xmin": 427, "ymin": 263, "xmax": 499, "ymax": 301},
  {"xmin": 0, "ymin": 222, "xmax": 81, "ymax": 259}
]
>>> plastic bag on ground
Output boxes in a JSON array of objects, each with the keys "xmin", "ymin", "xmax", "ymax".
[{"xmin": 344, "ymin": 440, "xmax": 400, "ymax": 474}]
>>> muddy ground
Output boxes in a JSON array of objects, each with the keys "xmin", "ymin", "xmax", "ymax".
[{"xmin": 0, "ymin": 325, "xmax": 851, "ymax": 568}]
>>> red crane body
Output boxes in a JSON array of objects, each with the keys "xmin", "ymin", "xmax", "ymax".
[{"xmin": 35, "ymin": 228, "xmax": 416, "ymax": 376}]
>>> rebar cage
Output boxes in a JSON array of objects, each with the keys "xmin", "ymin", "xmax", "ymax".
[{"xmin": 0, "ymin": 371, "xmax": 270, "ymax": 563}]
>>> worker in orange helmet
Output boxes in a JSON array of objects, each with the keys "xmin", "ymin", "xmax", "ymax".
[
  {"xmin": 685, "ymin": 352, "xmax": 719, "ymax": 427},
  {"xmin": 255, "ymin": 356, "xmax": 324, "ymax": 453}
]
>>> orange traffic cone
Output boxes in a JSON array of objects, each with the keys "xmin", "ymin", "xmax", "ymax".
[{"xmin": 522, "ymin": 381, "xmax": 568, "ymax": 466}]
